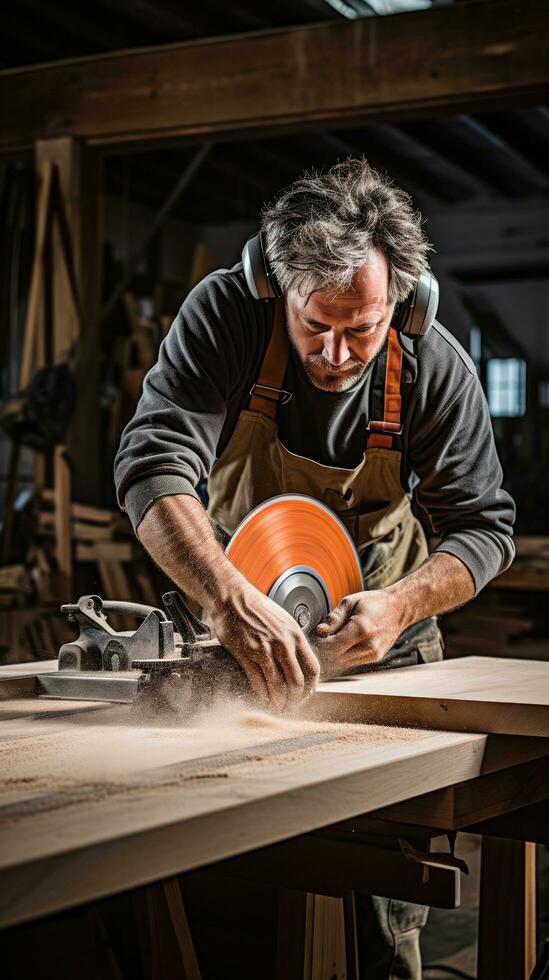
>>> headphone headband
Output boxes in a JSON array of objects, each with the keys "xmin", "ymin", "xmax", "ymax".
[{"xmin": 241, "ymin": 232, "xmax": 438, "ymax": 336}]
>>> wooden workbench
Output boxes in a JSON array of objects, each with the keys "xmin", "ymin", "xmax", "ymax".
[{"xmin": 1, "ymin": 656, "xmax": 549, "ymax": 979}]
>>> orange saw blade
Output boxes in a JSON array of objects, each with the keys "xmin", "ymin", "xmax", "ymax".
[{"xmin": 225, "ymin": 495, "xmax": 362, "ymax": 621}]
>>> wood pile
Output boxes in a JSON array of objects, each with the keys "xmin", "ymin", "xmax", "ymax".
[
  {"xmin": 492, "ymin": 536, "xmax": 549, "ymax": 591},
  {"xmin": 442, "ymin": 537, "xmax": 549, "ymax": 662},
  {"xmin": 108, "ymin": 292, "xmax": 172, "ymax": 452},
  {"xmin": 0, "ymin": 488, "xmax": 161, "ymax": 663}
]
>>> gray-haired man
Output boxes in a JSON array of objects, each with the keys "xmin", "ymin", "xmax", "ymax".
[{"xmin": 115, "ymin": 159, "xmax": 514, "ymax": 978}]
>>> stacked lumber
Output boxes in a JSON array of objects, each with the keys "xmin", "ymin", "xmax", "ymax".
[
  {"xmin": 108, "ymin": 292, "xmax": 172, "ymax": 450},
  {"xmin": 0, "ymin": 605, "xmax": 74, "ymax": 666},
  {"xmin": 0, "ymin": 490, "xmax": 162, "ymax": 665},
  {"xmin": 442, "ymin": 588, "xmax": 549, "ymax": 662},
  {"xmin": 0, "ymin": 564, "xmax": 33, "ymax": 607},
  {"xmin": 38, "ymin": 489, "xmax": 159, "ymax": 616},
  {"xmin": 492, "ymin": 536, "xmax": 549, "ymax": 591}
]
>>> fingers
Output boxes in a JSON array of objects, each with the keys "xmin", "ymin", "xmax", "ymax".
[
  {"xmin": 314, "ymin": 598, "xmax": 352, "ymax": 637},
  {"xmin": 298, "ymin": 641, "xmax": 321, "ymax": 699},
  {"xmin": 314, "ymin": 616, "xmax": 364, "ymax": 656},
  {"xmin": 339, "ymin": 646, "xmax": 380, "ymax": 668},
  {"xmin": 276, "ymin": 634, "xmax": 320, "ymax": 706},
  {"xmin": 273, "ymin": 641, "xmax": 304, "ymax": 708},
  {"xmin": 230, "ymin": 651, "xmax": 269, "ymax": 707},
  {"xmin": 255, "ymin": 645, "xmax": 289, "ymax": 712}
]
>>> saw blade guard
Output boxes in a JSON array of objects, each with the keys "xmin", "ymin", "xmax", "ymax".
[{"xmin": 225, "ymin": 494, "xmax": 363, "ymax": 633}]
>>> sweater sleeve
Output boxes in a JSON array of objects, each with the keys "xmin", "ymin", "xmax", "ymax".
[
  {"xmin": 407, "ymin": 329, "xmax": 515, "ymax": 594},
  {"xmin": 114, "ymin": 270, "xmax": 264, "ymax": 530}
]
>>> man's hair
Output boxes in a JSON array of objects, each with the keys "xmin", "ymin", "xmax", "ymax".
[{"xmin": 261, "ymin": 158, "xmax": 431, "ymax": 303}]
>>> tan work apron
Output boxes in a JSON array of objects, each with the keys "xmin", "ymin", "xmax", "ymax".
[{"xmin": 208, "ymin": 301, "xmax": 442, "ymax": 666}]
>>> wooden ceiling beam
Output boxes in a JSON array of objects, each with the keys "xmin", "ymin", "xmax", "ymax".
[{"xmin": 0, "ymin": 0, "xmax": 548, "ymax": 154}]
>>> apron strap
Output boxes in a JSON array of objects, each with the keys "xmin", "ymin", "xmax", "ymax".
[
  {"xmin": 248, "ymin": 299, "xmax": 291, "ymax": 418},
  {"xmin": 367, "ymin": 327, "xmax": 403, "ymax": 449}
]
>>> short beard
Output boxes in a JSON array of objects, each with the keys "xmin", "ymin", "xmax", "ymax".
[{"xmin": 302, "ymin": 354, "xmax": 368, "ymax": 392}]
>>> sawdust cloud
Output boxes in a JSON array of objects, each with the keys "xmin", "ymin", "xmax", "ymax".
[{"xmin": 1, "ymin": 691, "xmax": 425, "ymax": 804}]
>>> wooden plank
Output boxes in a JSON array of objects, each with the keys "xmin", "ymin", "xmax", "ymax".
[
  {"xmin": 0, "ymin": 564, "xmax": 28, "ymax": 592},
  {"xmin": 216, "ymin": 833, "xmax": 460, "ymax": 908},
  {"xmin": 41, "ymin": 490, "xmax": 114, "ymax": 525},
  {"xmin": 75, "ymin": 540, "xmax": 137, "ymax": 562},
  {"xmin": 39, "ymin": 511, "xmax": 113, "ymax": 540},
  {"xmin": 307, "ymin": 895, "xmax": 347, "ymax": 980},
  {"xmin": 477, "ymin": 839, "xmax": 536, "ymax": 980},
  {"xmin": 0, "ymin": 711, "xmax": 489, "ymax": 929},
  {"xmin": 465, "ymin": 798, "xmax": 549, "ymax": 844},
  {"xmin": 0, "ymin": 1, "xmax": 547, "ymax": 153},
  {"xmin": 162, "ymin": 878, "xmax": 202, "ymax": 980},
  {"xmin": 310, "ymin": 656, "xmax": 549, "ymax": 737},
  {"xmin": 370, "ymin": 754, "xmax": 549, "ymax": 830},
  {"xmin": 53, "ymin": 444, "xmax": 72, "ymax": 595}
]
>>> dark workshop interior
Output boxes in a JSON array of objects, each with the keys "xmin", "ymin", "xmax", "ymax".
[{"xmin": 1, "ymin": 2, "xmax": 549, "ymax": 979}]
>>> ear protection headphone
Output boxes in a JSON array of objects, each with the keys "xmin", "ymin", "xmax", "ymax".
[{"xmin": 242, "ymin": 231, "xmax": 439, "ymax": 338}]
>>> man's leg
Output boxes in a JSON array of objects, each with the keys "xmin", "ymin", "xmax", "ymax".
[
  {"xmin": 355, "ymin": 895, "xmax": 429, "ymax": 980},
  {"xmin": 352, "ymin": 617, "xmax": 442, "ymax": 979}
]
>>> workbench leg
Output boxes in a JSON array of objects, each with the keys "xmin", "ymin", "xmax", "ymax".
[
  {"xmin": 276, "ymin": 890, "xmax": 350, "ymax": 980},
  {"xmin": 478, "ymin": 838, "xmax": 536, "ymax": 980},
  {"xmin": 144, "ymin": 878, "xmax": 202, "ymax": 980}
]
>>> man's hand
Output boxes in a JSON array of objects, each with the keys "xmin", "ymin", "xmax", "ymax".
[
  {"xmin": 138, "ymin": 495, "xmax": 321, "ymax": 712},
  {"xmin": 313, "ymin": 590, "xmax": 403, "ymax": 677},
  {"xmin": 313, "ymin": 552, "xmax": 476, "ymax": 678},
  {"xmin": 211, "ymin": 582, "xmax": 320, "ymax": 711}
]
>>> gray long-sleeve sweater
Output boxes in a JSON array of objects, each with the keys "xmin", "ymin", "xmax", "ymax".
[{"xmin": 114, "ymin": 264, "xmax": 515, "ymax": 594}]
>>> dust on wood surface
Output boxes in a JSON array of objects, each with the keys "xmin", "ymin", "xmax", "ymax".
[{"xmin": 0, "ymin": 695, "xmax": 430, "ymax": 816}]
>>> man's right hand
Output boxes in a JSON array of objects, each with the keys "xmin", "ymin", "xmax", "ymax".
[{"xmin": 210, "ymin": 582, "xmax": 321, "ymax": 711}]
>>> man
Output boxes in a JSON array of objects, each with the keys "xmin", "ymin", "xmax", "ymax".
[{"xmin": 115, "ymin": 159, "xmax": 514, "ymax": 978}]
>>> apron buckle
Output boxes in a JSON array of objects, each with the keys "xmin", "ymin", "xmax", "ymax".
[
  {"xmin": 367, "ymin": 420, "xmax": 403, "ymax": 436},
  {"xmin": 249, "ymin": 383, "xmax": 293, "ymax": 405}
]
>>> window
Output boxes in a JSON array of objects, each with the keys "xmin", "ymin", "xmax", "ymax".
[{"xmin": 486, "ymin": 358, "xmax": 526, "ymax": 418}]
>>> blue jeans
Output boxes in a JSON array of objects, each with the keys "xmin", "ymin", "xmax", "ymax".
[{"xmin": 356, "ymin": 895, "xmax": 430, "ymax": 979}]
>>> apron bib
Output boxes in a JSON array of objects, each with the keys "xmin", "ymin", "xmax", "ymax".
[{"xmin": 208, "ymin": 301, "xmax": 442, "ymax": 666}]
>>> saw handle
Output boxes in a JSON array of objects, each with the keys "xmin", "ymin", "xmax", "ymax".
[
  {"xmin": 100, "ymin": 600, "xmax": 168, "ymax": 621},
  {"xmin": 162, "ymin": 591, "xmax": 210, "ymax": 643},
  {"xmin": 61, "ymin": 596, "xmax": 168, "ymax": 622}
]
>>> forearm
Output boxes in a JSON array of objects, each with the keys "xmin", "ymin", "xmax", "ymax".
[
  {"xmin": 137, "ymin": 493, "xmax": 246, "ymax": 616},
  {"xmin": 386, "ymin": 551, "xmax": 476, "ymax": 635}
]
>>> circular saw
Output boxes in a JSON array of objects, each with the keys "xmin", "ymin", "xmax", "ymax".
[
  {"xmin": 225, "ymin": 494, "xmax": 362, "ymax": 634},
  {"xmin": 41, "ymin": 495, "xmax": 362, "ymax": 716}
]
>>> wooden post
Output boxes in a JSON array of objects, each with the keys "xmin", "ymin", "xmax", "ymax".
[
  {"xmin": 26, "ymin": 138, "xmax": 103, "ymax": 593},
  {"xmin": 478, "ymin": 838, "xmax": 537, "ymax": 980},
  {"xmin": 276, "ymin": 890, "xmax": 350, "ymax": 980},
  {"xmin": 35, "ymin": 140, "xmax": 77, "ymax": 593}
]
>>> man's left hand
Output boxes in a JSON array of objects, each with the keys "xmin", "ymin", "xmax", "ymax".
[{"xmin": 313, "ymin": 590, "xmax": 404, "ymax": 677}]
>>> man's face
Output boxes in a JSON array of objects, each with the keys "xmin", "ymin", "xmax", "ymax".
[{"xmin": 285, "ymin": 249, "xmax": 396, "ymax": 393}]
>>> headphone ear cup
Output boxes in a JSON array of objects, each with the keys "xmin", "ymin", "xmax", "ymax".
[
  {"xmin": 241, "ymin": 232, "xmax": 280, "ymax": 300},
  {"xmin": 397, "ymin": 269, "xmax": 439, "ymax": 337}
]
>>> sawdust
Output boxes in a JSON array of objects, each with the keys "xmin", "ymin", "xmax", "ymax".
[{"xmin": 0, "ymin": 689, "xmax": 433, "ymax": 826}]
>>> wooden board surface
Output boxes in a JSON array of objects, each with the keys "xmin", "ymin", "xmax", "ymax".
[
  {"xmin": 309, "ymin": 656, "xmax": 549, "ymax": 738},
  {"xmin": 1, "ymin": 655, "xmax": 549, "ymax": 928},
  {"xmin": 0, "ymin": 691, "xmax": 490, "ymax": 930}
]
